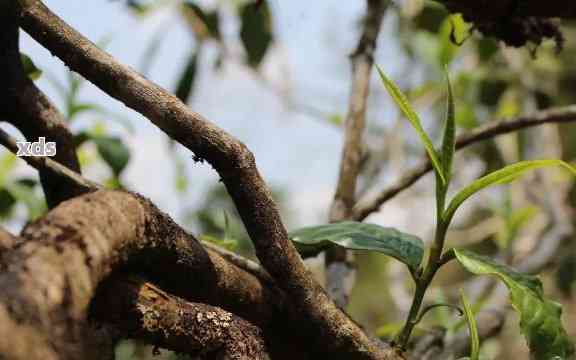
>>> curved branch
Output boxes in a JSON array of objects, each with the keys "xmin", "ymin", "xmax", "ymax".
[
  {"xmin": 0, "ymin": 1, "xmax": 83, "ymax": 207},
  {"xmin": 353, "ymin": 106, "xmax": 576, "ymax": 220},
  {"xmin": 16, "ymin": 1, "xmax": 396, "ymax": 358}
]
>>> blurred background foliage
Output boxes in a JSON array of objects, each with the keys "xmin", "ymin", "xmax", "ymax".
[{"xmin": 1, "ymin": 0, "xmax": 575, "ymax": 358}]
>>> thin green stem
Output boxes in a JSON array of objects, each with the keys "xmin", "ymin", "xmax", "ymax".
[{"xmin": 395, "ymin": 206, "xmax": 450, "ymax": 349}]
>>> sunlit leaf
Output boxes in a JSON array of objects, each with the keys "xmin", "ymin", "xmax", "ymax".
[
  {"xmin": 0, "ymin": 152, "xmax": 17, "ymax": 186},
  {"xmin": 289, "ymin": 221, "xmax": 424, "ymax": 271},
  {"xmin": 240, "ymin": 1, "xmax": 273, "ymax": 68},
  {"xmin": 454, "ymin": 249, "xmax": 575, "ymax": 359},
  {"xmin": 377, "ymin": 67, "xmax": 446, "ymax": 184},
  {"xmin": 496, "ymin": 89, "xmax": 521, "ymax": 119},
  {"xmin": 444, "ymin": 160, "xmax": 576, "ymax": 226},
  {"xmin": 460, "ymin": 290, "xmax": 480, "ymax": 360}
]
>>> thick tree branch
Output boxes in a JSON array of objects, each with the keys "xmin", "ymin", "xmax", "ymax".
[
  {"xmin": 326, "ymin": 0, "xmax": 388, "ymax": 308},
  {"xmin": 94, "ymin": 276, "xmax": 268, "ymax": 360},
  {"xmin": 0, "ymin": 137, "xmax": 307, "ymax": 359},
  {"xmin": 0, "ymin": 226, "xmax": 18, "ymax": 252},
  {"xmin": 437, "ymin": 0, "xmax": 576, "ymax": 20},
  {"xmin": 353, "ymin": 105, "xmax": 576, "ymax": 220},
  {"xmin": 0, "ymin": 1, "xmax": 83, "ymax": 207},
  {"xmin": 16, "ymin": 1, "xmax": 397, "ymax": 358},
  {"xmin": 0, "ymin": 190, "xmax": 288, "ymax": 359}
]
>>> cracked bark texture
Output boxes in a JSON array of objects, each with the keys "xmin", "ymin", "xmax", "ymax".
[
  {"xmin": 0, "ymin": 190, "xmax": 289, "ymax": 359},
  {"xmin": 94, "ymin": 276, "xmax": 267, "ymax": 360},
  {"xmin": 0, "ymin": 1, "xmax": 83, "ymax": 207}
]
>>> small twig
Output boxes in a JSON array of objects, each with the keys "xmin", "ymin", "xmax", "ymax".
[
  {"xmin": 414, "ymin": 303, "xmax": 463, "ymax": 325},
  {"xmin": 201, "ymin": 240, "xmax": 274, "ymax": 284},
  {"xmin": 0, "ymin": 127, "xmax": 100, "ymax": 192},
  {"xmin": 353, "ymin": 105, "xmax": 576, "ymax": 220}
]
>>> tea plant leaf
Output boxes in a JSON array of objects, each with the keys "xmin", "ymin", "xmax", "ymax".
[
  {"xmin": 289, "ymin": 221, "xmax": 424, "ymax": 271},
  {"xmin": 459, "ymin": 290, "xmax": 480, "ymax": 360},
  {"xmin": 377, "ymin": 66, "xmax": 446, "ymax": 184},
  {"xmin": 454, "ymin": 249, "xmax": 575, "ymax": 359},
  {"xmin": 440, "ymin": 67, "xmax": 455, "ymax": 182},
  {"xmin": 444, "ymin": 160, "xmax": 576, "ymax": 226}
]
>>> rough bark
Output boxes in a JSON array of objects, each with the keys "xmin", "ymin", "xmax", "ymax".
[
  {"xmin": 94, "ymin": 276, "xmax": 268, "ymax": 360},
  {"xmin": 0, "ymin": 190, "xmax": 287, "ymax": 359},
  {"xmin": 0, "ymin": 1, "xmax": 83, "ymax": 207},
  {"xmin": 15, "ymin": 1, "xmax": 397, "ymax": 358}
]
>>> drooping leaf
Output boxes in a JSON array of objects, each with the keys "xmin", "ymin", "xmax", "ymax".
[
  {"xmin": 175, "ymin": 50, "xmax": 199, "ymax": 103},
  {"xmin": 443, "ymin": 160, "xmax": 576, "ymax": 226},
  {"xmin": 92, "ymin": 136, "xmax": 131, "ymax": 177},
  {"xmin": 20, "ymin": 53, "xmax": 42, "ymax": 80},
  {"xmin": 376, "ymin": 67, "xmax": 446, "ymax": 185},
  {"xmin": 289, "ymin": 221, "xmax": 424, "ymax": 271},
  {"xmin": 459, "ymin": 290, "xmax": 480, "ymax": 360},
  {"xmin": 440, "ymin": 67, "xmax": 456, "ymax": 182},
  {"xmin": 454, "ymin": 249, "xmax": 575, "ymax": 359},
  {"xmin": 240, "ymin": 1, "xmax": 273, "ymax": 68}
]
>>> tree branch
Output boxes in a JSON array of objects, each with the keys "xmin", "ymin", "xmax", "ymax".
[
  {"xmin": 94, "ymin": 275, "xmax": 268, "ymax": 360},
  {"xmin": 327, "ymin": 0, "xmax": 388, "ymax": 308},
  {"xmin": 353, "ymin": 105, "xmax": 576, "ymax": 220},
  {"xmin": 0, "ymin": 190, "xmax": 290, "ymax": 359},
  {"xmin": 16, "ymin": 1, "xmax": 397, "ymax": 357},
  {"xmin": 437, "ymin": 0, "xmax": 576, "ymax": 20},
  {"xmin": 0, "ymin": 1, "xmax": 83, "ymax": 207}
]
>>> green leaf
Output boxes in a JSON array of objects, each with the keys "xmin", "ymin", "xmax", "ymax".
[
  {"xmin": 20, "ymin": 53, "xmax": 42, "ymax": 80},
  {"xmin": 0, "ymin": 188, "xmax": 16, "ymax": 218},
  {"xmin": 92, "ymin": 136, "xmax": 131, "ymax": 177},
  {"xmin": 440, "ymin": 67, "xmax": 456, "ymax": 182},
  {"xmin": 175, "ymin": 50, "xmax": 199, "ymax": 103},
  {"xmin": 459, "ymin": 290, "xmax": 480, "ymax": 360},
  {"xmin": 240, "ymin": 1, "xmax": 273, "ymax": 68},
  {"xmin": 289, "ymin": 221, "xmax": 424, "ymax": 271},
  {"xmin": 4, "ymin": 182, "xmax": 46, "ymax": 220},
  {"xmin": 444, "ymin": 160, "xmax": 576, "ymax": 226},
  {"xmin": 0, "ymin": 152, "xmax": 17, "ymax": 186},
  {"xmin": 377, "ymin": 67, "xmax": 446, "ymax": 185},
  {"xmin": 454, "ymin": 249, "xmax": 575, "ymax": 359}
]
